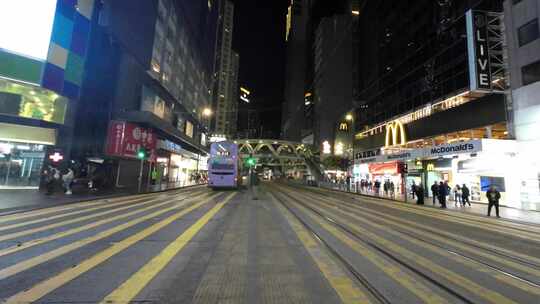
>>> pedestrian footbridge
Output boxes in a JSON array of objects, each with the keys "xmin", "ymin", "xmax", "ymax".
[{"xmin": 233, "ymin": 139, "xmax": 321, "ymax": 179}]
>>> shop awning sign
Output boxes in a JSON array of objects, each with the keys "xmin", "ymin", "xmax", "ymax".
[
  {"xmin": 355, "ymin": 139, "xmax": 484, "ymax": 164},
  {"xmin": 426, "ymin": 140, "xmax": 482, "ymax": 158}
]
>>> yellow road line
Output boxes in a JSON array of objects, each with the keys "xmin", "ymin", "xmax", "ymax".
[
  {"xmin": 303, "ymin": 193, "xmax": 540, "ymax": 296},
  {"xmin": 268, "ymin": 192, "xmax": 372, "ymax": 304},
  {"xmin": 5, "ymin": 193, "xmax": 221, "ymax": 303},
  {"xmin": 308, "ymin": 185, "xmax": 540, "ymax": 236},
  {"xmin": 0, "ymin": 195, "xmax": 171, "ymax": 242},
  {"xmin": 0, "ymin": 193, "xmax": 158, "ymax": 224},
  {"xmin": 274, "ymin": 191, "xmax": 448, "ymax": 304},
  {"xmin": 293, "ymin": 187, "xmax": 540, "ymax": 268},
  {"xmin": 0, "ymin": 193, "xmax": 217, "ymax": 281},
  {"xmin": 0, "ymin": 192, "xmax": 209, "ymax": 258},
  {"xmin": 0, "ymin": 194, "xmax": 172, "ymax": 233},
  {"xmin": 285, "ymin": 190, "xmax": 520, "ymax": 304},
  {"xmin": 0, "ymin": 186, "xmax": 203, "ymax": 224},
  {"xmin": 308, "ymin": 191, "xmax": 540, "ymax": 278},
  {"xmin": 100, "ymin": 192, "xmax": 236, "ymax": 304}
]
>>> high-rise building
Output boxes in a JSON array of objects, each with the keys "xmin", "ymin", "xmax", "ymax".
[
  {"xmin": 68, "ymin": 0, "xmax": 219, "ymax": 190},
  {"xmin": 350, "ymin": 0, "xmax": 538, "ymax": 209},
  {"xmin": 281, "ymin": 0, "xmax": 312, "ymax": 142},
  {"xmin": 503, "ymin": 0, "xmax": 540, "ymax": 208},
  {"xmin": 227, "ymin": 51, "xmax": 240, "ymax": 137},
  {"xmin": 313, "ymin": 14, "xmax": 353, "ymax": 154},
  {"xmin": 212, "ymin": 0, "xmax": 236, "ymax": 138},
  {"xmin": 282, "ymin": 0, "xmax": 353, "ymax": 154}
]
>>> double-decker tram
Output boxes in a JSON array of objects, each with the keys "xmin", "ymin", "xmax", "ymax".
[{"xmin": 208, "ymin": 141, "xmax": 241, "ymax": 189}]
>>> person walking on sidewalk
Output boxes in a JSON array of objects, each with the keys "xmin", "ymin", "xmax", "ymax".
[
  {"xmin": 62, "ymin": 167, "xmax": 74, "ymax": 195},
  {"xmin": 438, "ymin": 181, "xmax": 447, "ymax": 208},
  {"xmin": 431, "ymin": 182, "xmax": 439, "ymax": 205},
  {"xmin": 453, "ymin": 184, "xmax": 462, "ymax": 206},
  {"xmin": 486, "ymin": 185, "xmax": 501, "ymax": 218},
  {"xmin": 416, "ymin": 183, "xmax": 425, "ymax": 205},
  {"xmin": 411, "ymin": 181, "xmax": 417, "ymax": 200},
  {"xmin": 462, "ymin": 184, "xmax": 471, "ymax": 206}
]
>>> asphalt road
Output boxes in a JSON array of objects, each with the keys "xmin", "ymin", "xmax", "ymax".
[{"xmin": 0, "ymin": 182, "xmax": 539, "ymax": 303}]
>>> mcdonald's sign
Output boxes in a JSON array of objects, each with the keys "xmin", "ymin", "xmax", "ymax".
[
  {"xmin": 426, "ymin": 163, "xmax": 435, "ymax": 171},
  {"xmin": 385, "ymin": 121, "xmax": 407, "ymax": 147},
  {"xmin": 339, "ymin": 122, "xmax": 349, "ymax": 131}
]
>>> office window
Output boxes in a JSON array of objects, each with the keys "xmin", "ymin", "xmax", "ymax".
[
  {"xmin": 518, "ymin": 19, "xmax": 539, "ymax": 46},
  {"xmin": 522, "ymin": 60, "xmax": 540, "ymax": 85},
  {"xmin": 185, "ymin": 121, "xmax": 194, "ymax": 138}
]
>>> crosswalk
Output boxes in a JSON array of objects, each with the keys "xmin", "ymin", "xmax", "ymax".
[{"xmin": 0, "ymin": 187, "xmax": 236, "ymax": 303}]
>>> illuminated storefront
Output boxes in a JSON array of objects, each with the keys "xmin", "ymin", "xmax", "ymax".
[
  {"xmin": 0, "ymin": 0, "xmax": 95, "ymax": 190},
  {"xmin": 355, "ymin": 138, "xmax": 520, "ymax": 208}
]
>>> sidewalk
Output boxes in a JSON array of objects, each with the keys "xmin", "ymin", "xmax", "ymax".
[
  {"xmin": 313, "ymin": 182, "xmax": 540, "ymax": 225},
  {"xmin": 0, "ymin": 189, "xmax": 130, "ymax": 215}
]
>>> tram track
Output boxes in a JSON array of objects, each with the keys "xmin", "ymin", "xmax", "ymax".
[
  {"xmin": 269, "ymin": 186, "xmax": 481, "ymax": 304},
  {"xmin": 270, "ymin": 190, "xmax": 392, "ymax": 304},
  {"xmin": 269, "ymin": 182, "xmax": 540, "ymax": 303},
  {"xmin": 286, "ymin": 183, "xmax": 540, "ymax": 271}
]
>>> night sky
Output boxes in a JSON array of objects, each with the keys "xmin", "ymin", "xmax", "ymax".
[{"xmin": 232, "ymin": 0, "xmax": 290, "ymax": 138}]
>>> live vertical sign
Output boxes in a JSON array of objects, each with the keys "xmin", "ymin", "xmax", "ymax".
[{"xmin": 466, "ymin": 10, "xmax": 492, "ymax": 92}]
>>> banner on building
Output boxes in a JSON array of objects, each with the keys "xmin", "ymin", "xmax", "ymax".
[
  {"xmin": 466, "ymin": 10, "xmax": 507, "ymax": 93},
  {"xmin": 106, "ymin": 121, "xmax": 156, "ymax": 161}
]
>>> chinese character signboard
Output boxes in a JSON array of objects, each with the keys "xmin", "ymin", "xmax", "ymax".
[{"xmin": 106, "ymin": 121, "xmax": 156, "ymax": 161}]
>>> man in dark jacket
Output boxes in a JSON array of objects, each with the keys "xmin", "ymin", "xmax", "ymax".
[
  {"xmin": 416, "ymin": 183, "xmax": 425, "ymax": 205},
  {"xmin": 486, "ymin": 185, "xmax": 501, "ymax": 217},
  {"xmin": 462, "ymin": 184, "xmax": 471, "ymax": 206},
  {"xmin": 431, "ymin": 182, "xmax": 439, "ymax": 205},
  {"xmin": 438, "ymin": 181, "xmax": 447, "ymax": 208}
]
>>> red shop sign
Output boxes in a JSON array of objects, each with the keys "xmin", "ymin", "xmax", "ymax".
[
  {"xmin": 106, "ymin": 121, "xmax": 157, "ymax": 161},
  {"xmin": 369, "ymin": 162, "xmax": 399, "ymax": 175}
]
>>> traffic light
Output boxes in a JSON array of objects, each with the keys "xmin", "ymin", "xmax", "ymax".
[
  {"xmin": 137, "ymin": 147, "xmax": 148, "ymax": 160},
  {"xmin": 246, "ymin": 156, "xmax": 256, "ymax": 167}
]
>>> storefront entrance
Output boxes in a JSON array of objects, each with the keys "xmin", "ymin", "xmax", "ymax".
[{"xmin": 0, "ymin": 141, "xmax": 46, "ymax": 189}]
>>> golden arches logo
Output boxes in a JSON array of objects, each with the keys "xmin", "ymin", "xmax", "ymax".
[
  {"xmin": 426, "ymin": 163, "xmax": 435, "ymax": 171},
  {"xmin": 339, "ymin": 123, "xmax": 348, "ymax": 131},
  {"xmin": 385, "ymin": 121, "xmax": 407, "ymax": 147}
]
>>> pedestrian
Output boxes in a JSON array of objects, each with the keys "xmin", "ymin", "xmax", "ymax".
[
  {"xmin": 383, "ymin": 180, "xmax": 389, "ymax": 196},
  {"xmin": 62, "ymin": 167, "xmax": 74, "ymax": 195},
  {"xmin": 431, "ymin": 182, "xmax": 439, "ymax": 205},
  {"xmin": 43, "ymin": 166, "xmax": 56, "ymax": 195},
  {"xmin": 438, "ymin": 181, "xmax": 447, "ymax": 208},
  {"xmin": 416, "ymin": 183, "xmax": 425, "ymax": 205},
  {"xmin": 444, "ymin": 181, "xmax": 451, "ymax": 202},
  {"xmin": 389, "ymin": 181, "xmax": 395, "ymax": 199},
  {"xmin": 462, "ymin": 184, "xmax": 471, "ymax": 206},
  {"xmin": 374, "ymin": 180, "xmax": 380, "ymax": 196},
  {"xmin": 486, "ymin": 185, "xmax": 501, "ymax": 217},
  {"xmin": 453, "ymin": 184, "xmax": 462, "ymax": 206},
  {"xmin": 346, "ymin": 175, "xmax": 351, "ymax": 192},
  {"xmin": 411, "ymin": 181, "xmax": 417, "ymax": 199}
]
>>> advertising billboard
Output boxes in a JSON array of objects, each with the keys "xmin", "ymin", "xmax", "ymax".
[
  {"xmin": 0, "ymin": 0, "xmax": 57, "ymax": 60},
  {"xmin": 106, "ymin": 121, "xmax": 157, "ymax": 161}
]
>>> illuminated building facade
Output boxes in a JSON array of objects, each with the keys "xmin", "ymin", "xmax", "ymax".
[
  {"xmin": 350, "ymin": 0, "xmax": 534, "ymax": 209},
  {"xmin": 69, "ymin": 0, "xmax": 219, "ymax": 191},
  {"xmin": 0, "ymin": 0, "xmax": 95, "ymax": 189}
]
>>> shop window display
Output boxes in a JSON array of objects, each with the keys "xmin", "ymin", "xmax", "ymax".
[
  {"xmin": 0, "ymin": 141, "xmax": 45, "ymax": 188},
  {"xmin": 0, "ymin": 78, "xmax": 67, "ymax": 124}
]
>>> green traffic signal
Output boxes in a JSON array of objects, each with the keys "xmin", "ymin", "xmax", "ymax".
[
  {"xmin": 246, "ymin": 157, "xmax": 256, "ymax": 167},
  {"xmin": 137, "ymin": 147, "xmax": 147, "ymax": 160}
]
